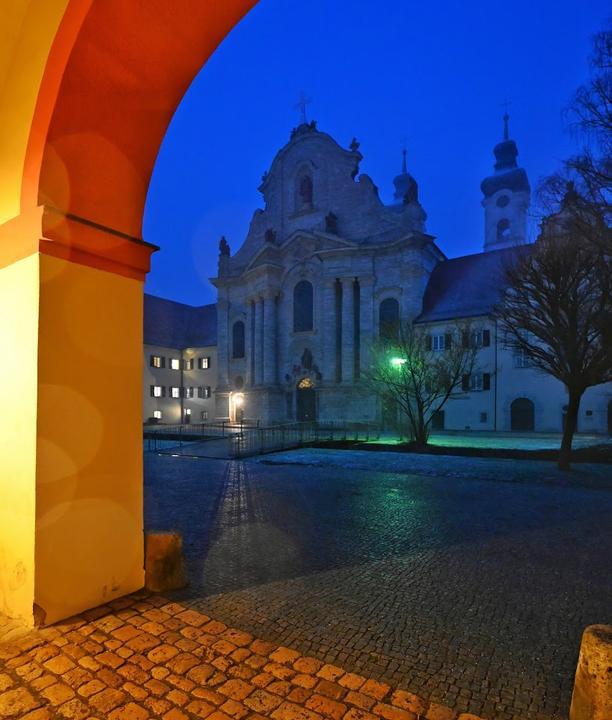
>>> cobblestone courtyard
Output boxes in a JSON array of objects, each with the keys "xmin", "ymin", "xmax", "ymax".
[{"xmin": 144, "ymin": 451, "xmax": 612, "ymax": 720}]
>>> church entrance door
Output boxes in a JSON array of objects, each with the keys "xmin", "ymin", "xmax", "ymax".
[{"xmin": 296, "ymin": 380, "xmax": 316, "ymax": 421}]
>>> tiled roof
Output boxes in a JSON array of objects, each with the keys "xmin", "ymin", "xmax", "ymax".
[
  {"xmin": 416, "ymin": 245, "xmax": 531, "ymax": 323},
  {"xmin": 144, "ymin": 294, "xmax": 217, "ymax": 348}
]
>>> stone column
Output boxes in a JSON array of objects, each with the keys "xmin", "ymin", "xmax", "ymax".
[
  {"xmin": 263, "ymin": 291, "xmax": 277, "ymax": 385},
  {"xmin": 341, "ymin": 278, "xmax": 354, "ymax": 384},
  {"xmin": 322, "ymin": 279, "xmax": 337, "ymax": 384},
  {"xmin": 216, "ymin": 297, "xmax": 230, "ymax": 388},
  {"xmin": 254, "ymin": 297, "xmax": 264, "ymax": 385},
  {"xmin": 359, "ymin": 277, "xmax": 375, "ymax": 376}
]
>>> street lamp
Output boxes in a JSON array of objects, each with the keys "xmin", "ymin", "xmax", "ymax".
[{"xmin": 390, "ymin": 357, "xmax": 407, "ymax": 367}]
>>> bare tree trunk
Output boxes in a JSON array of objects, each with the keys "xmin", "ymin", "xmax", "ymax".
[{"xmin": 558, "ymin": 389, "xmax": 582, "ymax": 470}]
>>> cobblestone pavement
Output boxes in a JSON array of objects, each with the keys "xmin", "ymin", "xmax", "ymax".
[
  {"xmin": 144, "ymin": 452, "xmax": 612, "ymax": 720},
  {"xmin": 0, "ymin": 594, "xmax": 467, "ymax": 720}
]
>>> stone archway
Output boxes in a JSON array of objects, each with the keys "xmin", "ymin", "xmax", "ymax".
[
  {"xmin": 0, "ymin": 0, "xmax": 257, "ymax": 625},
  {"xmin": 510, "ymin": 397, "xmax": 535, "ymax": 432}
]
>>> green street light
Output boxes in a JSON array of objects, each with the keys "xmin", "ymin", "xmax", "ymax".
[{"xmin": 390, "ymin": 357, "xmax": 407, "ymax": 367}]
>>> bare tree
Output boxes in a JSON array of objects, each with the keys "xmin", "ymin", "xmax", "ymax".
[
  {"xmin": 497, "ymin": 187, "xmax": 612, "ymax": 470},
  {"xmin": 366, "ymin": 322, "xmax": 478, "ymax": 447}
]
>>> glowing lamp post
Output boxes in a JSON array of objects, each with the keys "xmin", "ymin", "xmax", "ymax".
[{"xmin": 390, "ymin": 357, "xmax": 407, "ymax": 367}]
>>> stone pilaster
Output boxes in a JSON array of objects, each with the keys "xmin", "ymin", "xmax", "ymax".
[
  {"xmin": 216, "ymin": 298, "xmax": 230, "ymax": 388},
  {"xmin": 341, "ymin": 278, "xmax": 354, "ymax": 384},
  {"xmin": 245, "ymin": 300, "xmax": 254, "ymax": 387},
  {"xmin": 322, "ymin": 279, "xmax": 337, "ymax": 384},
  {"xmin": 263, "ymin": 291, "xmax": 277, "ymax": 385},
  {"xmin": 254, "ymin": 297, "xmax": 264, "ymax": 386},
  {"xmin": 359, "ymin": 277, "xmax": 375, "ymax": 377}
]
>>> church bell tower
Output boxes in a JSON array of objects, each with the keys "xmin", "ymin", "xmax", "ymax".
[{"xmin": 481, "ymin": 114, "xmax": 530, "ymax": 252}]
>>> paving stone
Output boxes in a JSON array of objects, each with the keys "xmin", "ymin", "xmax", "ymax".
[
  {"xmin": 44, "ymin": 654, "xmax": 76, "ymax": 675},
  {"xmin": 218, "ymin": 679, "xmax": 255, "ymax": 701},
  {"xmin": 372, "ymin": 702, "xmax": 417, "ymax": 720},
  {"xmin": 271, "ymin": 648, "xmax": 302, "ymax": 665},
  {"xmin": 185, "ymin": 699, "xmax": 216, "ymax": 718},
  {"xmin": 339, "ymin": 675, "xmax": 366, "ymax": 691},
  {"xmin": 88, "ymin": 688, "xmax": 126, "ymax": 714},
  {"xmin": 56, "ymin": 697, "xmax": 90, "ymax": 719},
  {"xmin": 41, "ymin": 682, "xmax": 75, "ymax": 706},
  {"xmin": 244, "ymin": 689, "xmax": 284, "ymax": 713},
  {"xmin": 317, "ymin": 666, "xmax": 344, "ymax": 683},
  {"xmin": 220, "ymin": 698, "xmax": 249, "ymax": 718},
  {"xmin": 271, "ymin": 700, "xmax": 324, "ymax": 720},
  {"xmin": 108, "ymin": 702, "xmax": 150, "ymax": 720},
  {"xmin": 305, "ymin": 694, "xmax": 347, "ymax": 720},
  {"xmin": 0, "ymin": 687, "xmax": 41, "ymax": 717}
]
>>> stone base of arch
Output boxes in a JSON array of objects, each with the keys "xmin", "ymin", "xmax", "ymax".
[{"xmin": 0, "ymin": 209, "xmax": 155, "ymax": 626}]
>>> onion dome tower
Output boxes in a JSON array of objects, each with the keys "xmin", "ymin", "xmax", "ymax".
[{"xmin": 480, "ymin": 114, "xmax": 530, "ymax": 251}]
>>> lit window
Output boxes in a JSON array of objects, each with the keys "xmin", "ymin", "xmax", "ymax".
[
  {"xmin": 150, "ymin": 355, "xmax": 164, "ymax": 368},
  {"xmin": 198, "ymin": 357, "xmax": 210, "ymax": 369},
  {"xmin": 205, "ymin": 386, "xmax": 212, "ymax": 399},
  {"xmin": 185, "ymin": 408, "xmax": 191, "ymax": 416},
  {"xmin": 151, "ymin": 385, "xmax": 163, "ymax": 398},
  {"xmin": 185, "ymin": 387, "xmax": 194, "ymax": 398},
  {"xmin": 170, "ymin": 358, "xmax": 180, "ymax": 370},
  {"xmin": 153, "ymin": 410, "xmax": 162, "ymax": 419},
  {"xmin": 201, "ymin": 411, "xmax": 208, "ymax": 420},
  {"xmin": 171, "ymin": 387, "xmax": 180, "ymax": 398},
  {"xmin": 184, "ymin": 358, "xmax": 194, "ymax": 370}
]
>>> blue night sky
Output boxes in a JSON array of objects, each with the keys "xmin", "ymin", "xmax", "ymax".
[{"xmin": 143, "ymin": 0, "xmax": 609, "ymax": 306}]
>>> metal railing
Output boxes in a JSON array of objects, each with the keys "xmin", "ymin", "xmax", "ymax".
[
  {"xmin": 230, "ymin": 420, "xmax": 381, "ymax": 458},
  {"xmin": 143, "ymin": 421, "xmax": 255, "ymax": 452}
]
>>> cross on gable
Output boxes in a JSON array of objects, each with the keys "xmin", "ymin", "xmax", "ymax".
[{"xmin": 295, "ymin": 91, "xmax": 312, "ymax": 124}]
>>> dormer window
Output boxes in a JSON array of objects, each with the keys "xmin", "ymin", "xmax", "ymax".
[{"xmin": 497, "ymin": 218, "xmax": 511, "ymax": 242}]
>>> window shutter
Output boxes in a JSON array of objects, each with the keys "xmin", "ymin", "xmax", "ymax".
[
  {"xmin": 206, "ymin": 356, "xmax": 211, "ymax": 368},
  {"xmin": 444, "ymin": 333, "xmax": 452, "ymax": 349},
  {"xmin": 462, "ymin": 332, "xmax": 469, "ymax": 349},
  {"xmin": 149, "ymin": 355, "xmax": 154, "ymax": 367},
  {"xmin": 483, "ymin": 373, "xmax": 491, "ymax": 390},
  {"xmin": 483, "ymin": 329, "xmax": 490, "ymax": 347},
  {"xmin": 161, "ymin": 357, "xmax": 166, "ymax": 368},
  {"xmin": 425, "ymin": 335, "xmax": 432, "ymax": 351},
  {"xmin": 462, "ymin": 375, "xmax": 470, "ymax": 391},
  {"xmin": 161, "ymin": 386, "xmax": 166, "ymax": 397},
  {"xmin": 150, "ymin": 385, "xmax": 154, "ymax": 397}
]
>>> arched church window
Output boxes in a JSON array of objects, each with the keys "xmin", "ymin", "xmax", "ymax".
[
  {"xmin": 379, "ymin": 298, "xmax": 400, "ymax": 341},
  {"xmin": 232, "ymin": 321, "xmax": 245, "ymax": 359},
  {"xmin": 296, "ymin": 171, "xmax": 313, "ymax": 210},
  {"xmin": 497, "ymin": 218, "xmax": 511, "ymax": 241},
  {"xmin": 293, "ymin": 280, "xmax": 314, "ymax": 332}
]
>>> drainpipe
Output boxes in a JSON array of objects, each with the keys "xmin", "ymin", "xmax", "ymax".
[
  {"xmin": 180, "ymin": 349, "xmax": 185, "ymax": 423},
  {"xmin": 494, "ymin": 319, "xmax": 498, "ymax": 431}
]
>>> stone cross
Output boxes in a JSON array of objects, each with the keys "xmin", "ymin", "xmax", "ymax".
[
  {"xmin": 501, "ymin": 99, "xmax": 512, "ymax": 139},
  {"xmin": 295, "ymin": 91, "xmax": 312, "ymax": 124}
]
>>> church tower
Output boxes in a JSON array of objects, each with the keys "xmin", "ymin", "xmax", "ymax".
[{"xmin": 481, "ymin": 114, "xmax": 530, "ymax": 252}]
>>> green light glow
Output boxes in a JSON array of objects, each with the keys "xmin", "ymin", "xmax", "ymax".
[{"xmin": 390, "ymin": 357, "xmax": 407, "ymax": 367}]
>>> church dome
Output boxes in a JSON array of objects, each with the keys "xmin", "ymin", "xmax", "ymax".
[
  {"xmin": 481, "ymin": 114, "xmax": 530, "ymax": 198},
  {"xmin": 393, "ymin": 149, "xmax": 419, "ymax": 204}
]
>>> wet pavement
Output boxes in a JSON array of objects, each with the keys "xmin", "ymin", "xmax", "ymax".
[{"xmin": 144, "ymin": 451, "xmax": 612, "ymax": 720}]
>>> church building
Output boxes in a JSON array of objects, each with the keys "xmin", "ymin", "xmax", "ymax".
[{"xmin": 143, "ymin": 118, "xmax": 612, "ymax": 434}]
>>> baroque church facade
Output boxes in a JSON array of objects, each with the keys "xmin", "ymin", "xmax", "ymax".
[{"xmin": 143, "ymin": 119, "xmax": 612, "ymax": 434}]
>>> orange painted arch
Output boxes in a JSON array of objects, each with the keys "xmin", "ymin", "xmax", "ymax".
[{"xmin": 3, "ymin": 0, "xmax": 258, "ymax": 276}]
